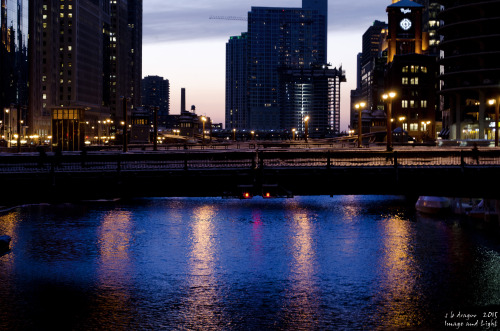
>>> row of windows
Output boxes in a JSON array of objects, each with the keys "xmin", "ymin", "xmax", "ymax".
[
  {"xmin": 400, "ymin": 123, "xmax": 432, "ymax": 132},
  {"xmin": 402, "ymin": 65, "xmax": 428, "ymax": 74},
  {"xmin": 402, "ymin": 77, "xmax": 420, "ymax": 85},
  {"xmin": 401, "ymin": 100, "xmax": 428, "ymax": 108}
]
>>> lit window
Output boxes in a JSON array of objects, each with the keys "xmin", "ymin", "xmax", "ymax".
[
  {"xmin": 402, "ymin": 100, "xmax": 408, "ymax": 108},
  {"xmin": 421, "ymin": 100, "xmax": 428, "ymax": 108},
  {"xmin": 402, "ymin": 77, "xmax": 409, "ymax": 85},
  {"xmin": 410, "ymin": 123, "xmax": 418, "ymax": 131}
]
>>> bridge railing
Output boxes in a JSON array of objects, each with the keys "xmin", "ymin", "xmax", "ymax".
[{"xmin": 0, "ymin": 149, "xmax": 500, "ymax": 173}]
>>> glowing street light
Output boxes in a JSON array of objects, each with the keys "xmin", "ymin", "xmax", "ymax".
[
  {"xmin": 355, "ymin": 102, "xmax": 366, "ymax": 148},
  {"xmin": 488, "ymin": 98, "xmax": 500, "ymax": 147},
  {"xmin": 251, "ymin": 130, "xmax": 255, "ymax": 140},
  {"xmin": 232, "ymin": 128, "xmax": 236, "ymax": 142},
  {"xmin": 292, "ymin": 128, "xmax": 296, "ymax": 141},
  {"xmin": 201, "ymin": 116, "xmax": 207, "ymax": 143},
  {"xmin": 304, "ymin": 116, "xmax": 310, "ymax": 143},
  {"xmin": 383, "ymin": 92, "xmax": 397, "ymax": 151}
]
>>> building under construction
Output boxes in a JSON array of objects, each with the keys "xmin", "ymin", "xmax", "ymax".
[{"xmin": 279, "ymin": 65, "xmax": 346, "ymax": 136}]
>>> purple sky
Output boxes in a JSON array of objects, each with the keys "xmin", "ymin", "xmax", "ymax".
[{"xmin": 143, "ymin": 0, "xmax": 391, "ymax": 130}]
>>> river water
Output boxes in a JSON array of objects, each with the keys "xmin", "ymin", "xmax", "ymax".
[{"xmin": 0, "ymin": 196, "xmax": 499, "ymax": 330}]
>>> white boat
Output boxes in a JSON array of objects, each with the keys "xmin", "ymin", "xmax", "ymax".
[{"xmin": 415, "ymin": 196, "xmax": 451, "ymax": 214}]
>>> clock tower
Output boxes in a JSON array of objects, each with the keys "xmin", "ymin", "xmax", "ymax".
[{"xmin": 386, "ymin": 0, "xmax": 424, "ymax": 63}]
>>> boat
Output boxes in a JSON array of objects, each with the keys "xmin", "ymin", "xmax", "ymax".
[{"xmin": 415, "ymin": 196, "xmax": 451, "ymax": 214}]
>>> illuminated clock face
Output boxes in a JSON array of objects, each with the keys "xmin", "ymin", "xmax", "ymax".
[{"xmin": 400, "ymin": 18, "xmax": 412, "ymax": 31}]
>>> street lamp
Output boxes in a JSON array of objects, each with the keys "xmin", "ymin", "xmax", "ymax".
[
  {"xmin": 355, "ymin": 102, "xmax": 366, "ymax": 148},
  {"xmin": 304, "ymin": 116, "xmax": 310, "ymax": 143},
  {"xmin": 251, "ymin": 130, "xmax": 255, "ymax": 140},
  {"xmin": 488, "ymin": 98, "xmax": 500, "ymax": 147},
  {"xmin": 201, "ymin": 116, "xmax": 207, "ymax": 144},
  {"xmin": 383, "ymin": 92, "xmax": 397, "ymax": 151},
  {"xmin": 292, "ymin": 128, "xmax": 296, "ymax": 141},
  {"xmin": 232, "ymin": 128, "xmax": 236, "ymax": 142}
]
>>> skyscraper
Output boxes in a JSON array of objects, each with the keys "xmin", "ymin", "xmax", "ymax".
[
  {"xmin": 29, "ymin": 0, "xmax": 142, "ymax": 150},
  {"xmin": 142, "ymin": 75, "xmax": 170, "ymax": 127},
  {"xmin": 437, "ymin": 0, "xmax": 500, "ymax": 140},
  {"xmin": 225, "ymin": 33, "xmax": 247, "ymax": 130},
  {"xmin": 1, "ymin": 0, "xmax": 29, "ymax": 135},
  {"xmin": 225, "ymin": 0, "xmax": 333, "ymax": 132}
]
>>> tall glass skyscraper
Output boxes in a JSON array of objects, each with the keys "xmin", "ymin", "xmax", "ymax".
[
  {"xmin": 225, "ymin": 0, "xmax": 331, "ymax": 131},
  {"xmin": 1, "ymin": 0, "xmax": 29, "ymax": 112},
  {"xmin": 225, "ymin": 33, "xmax": 247, "ymax": 130}
]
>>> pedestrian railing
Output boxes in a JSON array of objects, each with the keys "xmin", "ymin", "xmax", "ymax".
[{"xmin": 0, "ymin": 149, "xmax": 499, "ymax": 173}]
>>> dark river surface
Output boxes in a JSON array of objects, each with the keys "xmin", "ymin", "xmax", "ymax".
[{"xmin": 0, "ymin": 196, "xmax": 499, "ymax": 330}]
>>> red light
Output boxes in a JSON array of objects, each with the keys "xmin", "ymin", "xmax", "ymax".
[
  {"xmin": 265, "ymin": 192, "xmax": 271, "ymax": 198},
  {"xmin": 244, "ymin": 192, "xmax": 250, "ymax": 199}
]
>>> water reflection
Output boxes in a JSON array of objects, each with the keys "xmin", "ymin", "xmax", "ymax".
[
  {"xmin": 282, "ymin": 200, "xmax": 319, "ymax": 329},
  {"xmin": 374, "ymin": 215, "xmax": 424, "ymax": 328},
  {"xmin": 93, "ymin": 209, "xmax": 134, "ymax": 326},
  {"xmin": 183, "ymin": 204, "xmax": 225, "ymax": 328},
  {"xmin": 0, "ymin": 211, "xmax": 20, "ymax": 329}
]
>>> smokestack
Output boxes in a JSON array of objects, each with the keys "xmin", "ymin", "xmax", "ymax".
[{"xmin": 181, "ymin": 88, "xmax": 186, "ymax": 113}]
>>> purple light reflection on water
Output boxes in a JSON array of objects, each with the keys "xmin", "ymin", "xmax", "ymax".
[{"xmin": 0, "ymin": 196, "xmax": 499, "ymax": 330}]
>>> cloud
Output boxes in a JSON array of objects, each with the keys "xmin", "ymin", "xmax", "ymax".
[{"xmin": 143, "ymin": 0, "xmax": 388, "ymax": 43}]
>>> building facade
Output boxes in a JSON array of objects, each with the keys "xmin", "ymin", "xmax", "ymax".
[
  {"xmin": 279, "ymin": 66, "xmax": 345, "ymax": 136},
  {"xmin": 1, "ymin": 0, "xmax": 29, "ymax": 142},
  {"xmin": 437, "ymin": 0, "xmax": 500, "ymax": 140},
  {"xmin": 29, "ymin": 0, "xmax": 142, "ymax": 150},
  {"xmin": 142, "ymin": 75, "xmax": 170, "ymax": 128},
  {"xmin": 225, "ymin": 0, "xmax": 331, "ymax": 132},
  {"xmin": 225, "ymin": 33, "xmax": 247, "ymax": 130}
]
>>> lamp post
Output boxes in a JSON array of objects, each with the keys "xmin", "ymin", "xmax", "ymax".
[
  {"xmin": 292, "ymin": 128, "xmax": 296, "ymax": 141},
  {"xmin": 232, "ymin": 128, "xmax": 236, "ymax": 142},
  {"xmin": 355, "ymin": 102, "xmax": 366, "ymax": 148},
  {"xmin": 488, "ymin": 98, "xmax": 500, "ymax": 147},
  {"xmin": 251, "ymin": 130, "xmax": 255, "ymax": 140},
  {"xmin": 383, "ymin": 92, "xmax": 396, "ymax": 151},
  {"xmin": 201, "ymin": 116, "xmax": 207, "ymax": 144},
  {"xmin": 304, "ymin": 116, "xmax": 310, "ymax": 143}
]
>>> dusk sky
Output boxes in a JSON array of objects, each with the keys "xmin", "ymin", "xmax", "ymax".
[{"xmin": 142, "ymin": 0, "xmax": 391, "ymax": 131}]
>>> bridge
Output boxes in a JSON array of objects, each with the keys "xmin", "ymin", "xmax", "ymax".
[{"xmin": 0, "ymin": 148, "xmax": 498, "ymax": 202}]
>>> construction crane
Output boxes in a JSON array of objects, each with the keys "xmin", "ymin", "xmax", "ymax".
[{"xmin": 209, "ymin": 16, "xmax": 247, "ymax": 21}]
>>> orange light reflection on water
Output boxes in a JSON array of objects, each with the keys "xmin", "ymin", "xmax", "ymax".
[
  {"xmin": 183, "ymin": 204, "xmax": 225, "ymax": 329},
  {"xmin": 375, "ymin": 215, "xmax": 424, "ymax": 328},
  {"xmin": 94, "ymin": 209, "xmax": 134, "ymax": 323},
  {"xmin": 282, "ymin": 200, "xmax": 319, "ymax": 329}
]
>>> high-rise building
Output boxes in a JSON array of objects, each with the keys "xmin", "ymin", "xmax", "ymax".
[
  {"xmin": 29, "ymin": 0, "xmax": 142, "ymax": 150},
  {"xmin": 142, "ymin": 75, "xmax": 170, "ymax": 127},
  {"xmin": 1, "ymin": 0, "xmax": 29, "ymax": 140},
  {"xmin": 225, "ymin": 0, "xmax": 335, "ymax": 132},
  {"xmin": 437, "ymin": 0, "xmax": 500, "ymax": 140},
  {"xmin": 385, "ymin": 0, "xmax": 438, "ymax": 142},
  {"xmin": 225, "ymin": 33, "xmax": 247, "ymax": 130},
  {"xmin": 279, "ymin": 65, "xmax": 345, "ymax": 136}
]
